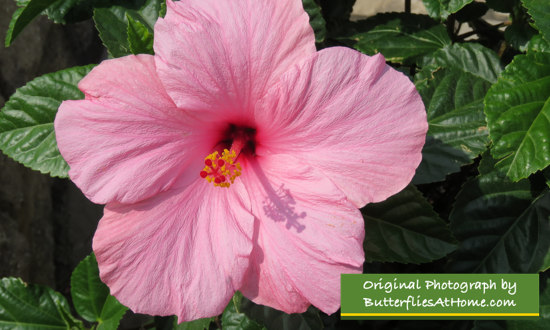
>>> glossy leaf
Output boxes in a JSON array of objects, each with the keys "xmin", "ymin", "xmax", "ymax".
[
  {"xmin": 523, "ymin": 0, "xmax": 550, "ymax": 41},
  {"xmin": 302, "ymin": 0, "xmax": 326, "ymax": 43},
  {"xmin": 0, "ymin": 277, "xmax": 83, "ymax": 329},
  {"xmin": 241, "ymin": 297, "xmax": 324, "ymax": 330},
  {"xmin": 413, "ymin": 68, "xmax": 491, "ymax": 184},
  {"xmin": 71, "ymin": 254, "xmax": 128, "ymax": 329},
  {"xmin": 361, "ymin": 185, "xmax": 457, "ymax": 264},
  {"xmin": 5, "ymin": 0, "xmax": 57, "ymax": 47},
  {"xmin": 94, "ymin": 0, "xmax": 162, "ymax": 57},
  {"xmin": 43, "ymin": 0, "xmax": 80, "ymax": 23},
  {"xmin": 505, "ymin": 23, "xmax": 538, "ymax": 51},
  {"xmin": 0, "ymin": 65, "xmax": 94, "ymax": 178},
  {"xmin": 127, "ymin": 14, "xmax": 154, "ymax": 55},
  {"xmin": 527, "ymin": 34, "xmax": 550, "ymax": 53},
  {"xmin": 484, "ymin": 52, "xmax": 550, "ymax": 181},
  {"xmin": 350, "ymin": 13, "xmax": 451, "ymax": 65},
  {"xmin": 421, "ymin": 43, "xmax": 502, "ymax": 83},
  {"xmin": 449, "ymin": 152, "xmax": 550, "ymax": 273},
  {"xmin": 423, "ymin": 0, "xmax": 474, "ymax": 20},
  {"xmin": 222, "ymin": 292, "xmax": 265, "ymax": 330}
]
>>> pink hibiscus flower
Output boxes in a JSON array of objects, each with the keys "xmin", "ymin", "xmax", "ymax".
[{"xmin": 54, "ymin": 0, "xmax": 427, "ymax": 322}]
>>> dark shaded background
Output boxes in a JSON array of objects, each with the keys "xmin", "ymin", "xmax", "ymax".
[{"xmin": 0, "ymin": 0, "xmax": 104, "ymax": 294}]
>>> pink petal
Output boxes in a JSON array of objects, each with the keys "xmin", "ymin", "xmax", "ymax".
[
  {"xmin": 93, "ymin": 178, "xmax": 254, "ymax": 321},
  {"xmin": 154, "ymin": 0, "xmax": 315, "ymax": 121},
  {"xmin": 239, "ymin": 155, "xmax": 364, "ymax": 315},
  {"xmin": 55, "ymin": 55, "xmax": 215, "ymax": 204},
  {"xmin": 255, "ymin": 47, "xmax": 428, "ymax": 207}
]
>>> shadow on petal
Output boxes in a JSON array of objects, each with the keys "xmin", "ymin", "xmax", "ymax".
[{"xmin": 251, "ymin": 160, "xmax": 306, "ymax": 233}]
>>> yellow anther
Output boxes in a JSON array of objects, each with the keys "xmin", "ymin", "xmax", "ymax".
[{"xmin": 199, "ymin": 149, "xmax": 242, "ymax": 188}]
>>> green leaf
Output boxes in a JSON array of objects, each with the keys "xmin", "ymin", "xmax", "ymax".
[
  {"xmin": 413, "ymin": 68, "xmax": 491, "ymax": 184},
  {"xmin": 154, "ymin": 315, "xmax": 213, "ymax": 330},
  {"xmin": 448, "ymin": 152, "xmax": 550, "ymax": 272},
  {"xmin": 240, "ymin": 297, "xmax": 324, "ymax": 330},
  {"xmin": 522, "ymin": 0, "xmax": 550, "ymax": 41},
  {"xmin": 350, "ymin": 13, "xmax": 451, "ymax": 65},
  {"xmin": 421, "ymin": 43, "xmax": 502, "ymax": 83},
  {"xmin": 94, "ymin": 0, "xmax": 162, "ymax": 57},
  {"xmin": 0, "ymin": 65, "xmax": 94, "ymax": 178},
  {"xmin": 484, "ymin": 52, "xmax": 550, "ymax": 181},
  {"xmin": 43, "ymin": 0, "xmax": 81, "ymax": 23},
  {"xmin": 94, "ymin": 7, "xmax": 131, "ymax": 57},
  {"xmin": 505, "ymin": 22, "xmax": 538, "ymax": 51},
  {"xmin": 0, "ymin": 277, "xmax": 83, "ymax": 329},
  {"xmin": 6, "ymin": 0, "xmax": 88, "ymax": 40},
  {"xmin": 71, "ymin": 254, "xmax": 128, "ymax": 329},
  {"xmin": 540, "ymin": 250, "xmax": 550, "ymax": 272},
  {"xmin": 127, "ymin": 14, "xmax": 154, "ymax": 55},
  {"xmin": 222, "ymin": 293, "xmax": 265, "ymax": 330},
  {"xmin": 527, "ymin": 34, "xmax": 550, "ymax": 53},
  {"xmin": 507, "ymin": 276, "xmax": 550, "ymax": 329},
  {"xmin": 302, "ymin": 0, "xmax": 326, "ymax": 43},
  {"xmin": 175, "ymin": 317, "xmax": 213, "ymax": 330},
  {"xmin": 422, "ymin": 0, "xmax": 475, "ymax": 20},
  {"xmin": 361, "ymin": 185, "xmax": 457, "ymax": 264},
  {"xmin": 5, "ymin": 0, "xmax": 57, "ymax": 47}
]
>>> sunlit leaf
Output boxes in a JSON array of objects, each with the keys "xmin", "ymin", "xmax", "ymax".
[
  {"xmin": 413, "ymin": 68, "xmax": 491, "ymax": 184},
  {"xmin": 422, "ymin": 0, "xmax": 475, "ymax": 20},
  {"xmin": 527, "ymin": 34, "xmax": 550, "ymax": 53},
  {"xmin": 222, "ymin": 292, "xmax": 266, "ymax": 330},
  {"xmin": 0, "ymin": 277, "xmax": 83, "ymax": 329},
  {"xmin": 522, "ymin": 0, "xmax": 550, "ymax": 41},
  {"xmin": 71, "ymin": 254, "xmax": 128, "ymax": 330},
  {"xmin": 94, "ymin": 0, "xmax": 162, "ymax": 57},
  {"xmin": 421, "ymin": 43, "xmax": 502, "ymax": 83},
  {"xmin": 0, "ymin": 65, "xmax": 94, "ymax": 178},
  {"xmin": 484, "ymin": 52, "xmax": 550, "ymax": 181},
  {"xmin": 350, "ymin": 13, "xmax": 450, "ymax": 65},
  {"xmin": 127, "ymin": 14, "xmax": 154, "ymax": 55}
]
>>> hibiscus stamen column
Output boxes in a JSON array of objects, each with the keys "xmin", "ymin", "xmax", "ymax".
[{"xmin": 200, "ymin": 126, "xmax": 254, "ymax": 188}]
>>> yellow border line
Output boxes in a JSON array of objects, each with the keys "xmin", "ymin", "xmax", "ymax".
[{"xmin": 341, "ymin": 313, "xmax": 539, "ymax": 317}]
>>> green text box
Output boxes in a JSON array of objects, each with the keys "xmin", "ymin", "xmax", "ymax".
[{"xmin": 341, "ymin": 274, "xmax": 539, "ymax": 320}]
